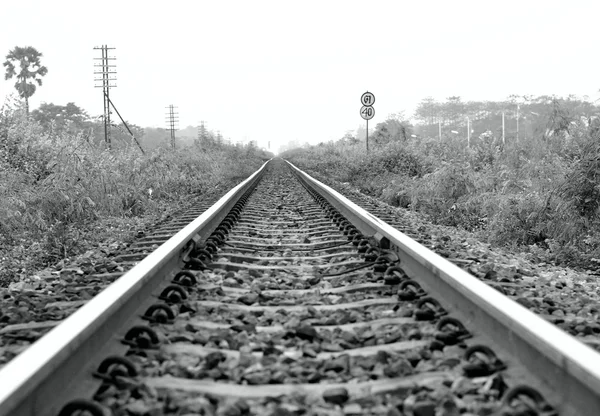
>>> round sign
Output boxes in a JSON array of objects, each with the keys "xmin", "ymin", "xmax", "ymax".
[
  {"xmin": 360, "ymin": 105, "xmax": 375, "ymax": 120},
  {"xmin": 361, "ymin": 92, "xmax": 375, "ymax": 106}
]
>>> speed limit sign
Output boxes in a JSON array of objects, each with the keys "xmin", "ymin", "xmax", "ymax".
[
  {"xmin": 360, "ymin": 105, "xmax": 375, "ymax": 120},
  {"xmin": 361, "ymin": 92, "xmax": 375, "ymax": 106},
  {"xmin": 360, "ymin": 91, "xmax": 375, "ymax": 152}
]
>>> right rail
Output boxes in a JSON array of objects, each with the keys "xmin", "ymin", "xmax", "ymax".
[{"xmin": 288, "ymin": 160, "xmax": 600, "ymax": 416}]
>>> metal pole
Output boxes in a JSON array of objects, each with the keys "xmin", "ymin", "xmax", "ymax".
[
  {"xmin": 104, "ymin": 91, "xmax": 144, "ymax": 154},
  {"xmin": 366, "ymin": 119, "xmax": 369, "ymax": 152},
  {"xmin": 467, "ymin": 117, "xmax": 470, "ymax": 147},
  {"xmin": 105, "ymin": 76, "xmax": 111, "ymax": 148},
  {"xmin": 199, "ymin": 121, "xmax": 206, "ymax": 144},
  {"xmin": 102, "ymin": 46, "xmax": 110, "ymax": 148},
  {"xmin": 171, "ymin": 105, "xmax": 175, "ymax": 149},
  {"xmin": 94, "ymin": 45, "xmax": 116, "ymax": 149},
  {"xmin": 502, "ymin": 111, "xmax": 505, "ymax": 145},
  {"xmin": 516, "ymin": 105, "xmax": 519, "ymax": 143},
  {"xmin": 171, "ymin": 106, "xmax": 174, "ymax": 149},
  {"xmin": 166, "ymin": 105, "xmax": 178, "ymax": 149}
]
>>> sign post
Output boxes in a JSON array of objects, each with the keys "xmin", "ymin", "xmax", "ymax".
[{"xmin": 360, "ymin": 92, "xmax": 375, "ymax": 152}]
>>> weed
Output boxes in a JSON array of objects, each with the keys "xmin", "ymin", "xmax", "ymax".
[
  {"xmin": 0, "ymin": 105, "xmax": 269, "ymax": 269},
  {"xmin": 284, "ymin": 101, "xmax": 600, "ymax": 266}
]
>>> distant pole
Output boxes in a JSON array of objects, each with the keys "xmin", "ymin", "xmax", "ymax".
[
  {"xmin": 516, "ymin": 104, "xmax": 520, "ymax": 143},
  {"xmin": 502, "ymin": 111, "xmax": 505, "ymax": 145},
  {"xmin": 198, "ymin": 121, "xmax": 207, "ymax": 144},
  {"xmin": 467, "ymin": 117, "xmax": 470, "ymax": 147},
  {"xmin": 165, "ymin": 105, "xmax": 178, "ymax": 149},
  {"xmin": 438, "ymin": 120, "xmax": 441, "ymax": 140}
]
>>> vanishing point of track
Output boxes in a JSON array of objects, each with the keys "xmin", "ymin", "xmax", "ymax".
[{"xmin": 1, "ymin": 158, "xmax": 600, "ymax": 416}]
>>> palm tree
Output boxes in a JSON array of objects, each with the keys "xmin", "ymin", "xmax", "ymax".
[{"xmin": 3, "ymin": 46, "xmax": 48, "ymax": 115}]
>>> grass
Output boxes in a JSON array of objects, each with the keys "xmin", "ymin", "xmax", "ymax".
[
  {"xmin": 0, "ymin": 105, "xmax": 271, "ymax": 285},
  {"xmin": 283, "ymin": 114, "xmax": 600, "ymax": 269}
]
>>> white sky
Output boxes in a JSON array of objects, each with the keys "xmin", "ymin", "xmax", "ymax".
[{"xmin": 1, "ymin": 0, "xmax": 599, "ymax": 151}]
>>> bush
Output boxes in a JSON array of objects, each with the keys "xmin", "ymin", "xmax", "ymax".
[
  {"xmin": 482, "ymin": 192, "xmax": 550, "ymax": 246},
  {"xmin": 0, "ymin": 105, "xmax": 269, "ymax": 265},
  {"xmin": 559, "ymin": 139, "xmax": 600, "ymax": 218},
  {"xmin": 284, "ymin": 105, "xmax": 600, "ymax": 265}
]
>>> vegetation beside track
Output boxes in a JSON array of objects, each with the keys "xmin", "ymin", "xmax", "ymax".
[
  {"xmin": 284, "ymin": 99, "xmax": 600, "ymax": 269},
  {"xmin": 0, "ymin": 102, "xmax": 271, "ymax": 286}
]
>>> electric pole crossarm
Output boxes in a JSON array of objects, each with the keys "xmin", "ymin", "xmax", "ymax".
[
  {"xmin": 165, "ymin": 105, "xmax": 178, "ymax": 150},
  {"xmin": 93, "ymin": 45, "xmax": 116, "ymax": 149}
]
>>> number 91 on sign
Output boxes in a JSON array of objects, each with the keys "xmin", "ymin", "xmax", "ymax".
[
  {"xmin": 360, "ymin": 105, "xmax": 375, "ymax": 120},
  {"xmin": 361, "ymin": 92, "xmax": 375, "ymax": 106}
]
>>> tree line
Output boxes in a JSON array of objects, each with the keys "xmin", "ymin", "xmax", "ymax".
[
  {"xmin": 413, "ymin": 95, "xmax": 598, "ymax": 141},
  {"xmin": 2, "ymin": 46, "xmax": 242, "ymax": 151},
  {"xmin": 342, "ymin": 95, "xmax": 600, "ymax": 147}
]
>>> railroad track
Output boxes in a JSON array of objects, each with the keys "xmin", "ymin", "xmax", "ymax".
[
  {"xmin": 0, "ymin": 159, "xmax": 599, "ymax": 416},
  {"xmin": 0, "ymin": 193, "xmax": 228, "ymax": 367}
]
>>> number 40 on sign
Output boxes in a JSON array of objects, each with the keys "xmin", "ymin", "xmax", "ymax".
[
  {"xmin": 360, "ymin": 105, "xmax": 375, "ymax": 120},
  {"xmin": 360, "ymin": 91, "xmax": 375, "ymax": 120}
]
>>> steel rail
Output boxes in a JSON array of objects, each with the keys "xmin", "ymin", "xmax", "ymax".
[
  {"xmin": 287, "ymin": 160, "xmax": 600, "ymax": 416},
  {"xmin": 0, "ymin": 160, "xmax": 270, "ymax": 416}
]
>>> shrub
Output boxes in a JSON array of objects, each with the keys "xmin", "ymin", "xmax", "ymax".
[
  {"xmin": 0, "ymin": 105, "xmax": 269, "ymax": 265},
  {"xmin": 401, "ymin": 162, "xmax": 476, "ymax": 227},
  {"xmin": 283, "ymin": 99, "xmax": 600, "ymax": 266},
  {"xmin": 559, "ymin": 138, "xmax": 600, "ymax": 218},
  {"xmin": 481, "ymin": 192, "xmax": 550, "ymax": 246}
]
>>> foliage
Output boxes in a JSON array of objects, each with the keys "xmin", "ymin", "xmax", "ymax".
[
  {"xmin": 3, "ymin": 46, "xmax": 48, "ymax": 114},
  {"xmin": 284, "ymin": 95, "xmax": 600, "ymax": 267},
  {"xmin": 31, "ymin": 102, "xmax": 91, "ymax": 133},
  {"xmin": 413, "ymin": 94, "xmax": 598, "ymax": 143},
  {"xmin": 29, "ymin": 102, "xmax": 173, "ymax": 150},
  {"xmin": 557, "ymin": 131, "xmax": 600, "ymax": 220},
  {"xmin": 371, "ymin": 118, "xmax": 412, "ymax": 145},
  {"xmin": 0, "ymin": 103, "xmax": 269, "ymax": 265}
]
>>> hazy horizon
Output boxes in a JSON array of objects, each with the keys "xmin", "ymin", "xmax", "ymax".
[{"xmin": 2, "ymin": 0, "xmax": 599, "ymax": 152}]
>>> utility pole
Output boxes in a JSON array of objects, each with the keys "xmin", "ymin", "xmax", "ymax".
[
  {"xmin": 502, "ymin": 111, "xmax": 505, "ymax": 145},
  {"xmin": 467, "ymin": 117, "xmax": 470, "ymax": 147},
  {"xmin": 198, "ymin": 120, "xmax": 207, "ymax": 145},
  {"xmin": 198, "ymin": 121, "xmax": 203, "ymax": 142},
  {"xmin": 94, "ymin": 45, "xmax": 116, "ymax": 149},
  {"xmin": 165, "ymin": 105, "xmax": 178, "ymax": 149},
  {"xmin": 438, "ymin": 120, "xmax": 442, "ymax": 140},
  {"xmin": 516, "ymin": 104, "xmax": 520, "ymax": 143}
]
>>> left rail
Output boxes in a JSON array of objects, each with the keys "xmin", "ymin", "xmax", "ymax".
[{"xmin": 0, "ymin": 161, "xmax": 269, "ymax": 416}]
